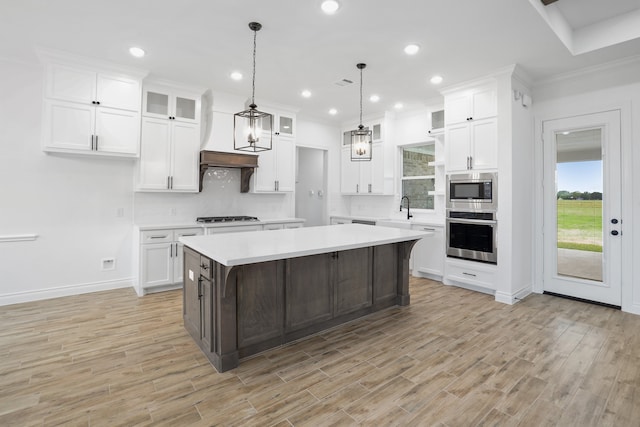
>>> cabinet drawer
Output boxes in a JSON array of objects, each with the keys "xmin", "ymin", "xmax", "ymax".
[
  {"xmin": 445, "ymin": 261, "xmax": 496, "ymax": 289},
  {"xmin": 175, "ymin": 228, "xmax": 203, "ymax": 239},
  {"xmin": 263, "ymin": 223, "xmax": 284, "ymax": 231},
  {"xmin": 206, "ymin": 225, "xmax": 262, "ymax": 234},
  {"xmin": 141, "ymin": 230, "xmax": 174, "ymax": 243}
]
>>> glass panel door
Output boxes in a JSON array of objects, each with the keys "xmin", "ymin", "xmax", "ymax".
[{"xmin": 542, "ymin": 111, "xmax": 621, "ymax": 306}]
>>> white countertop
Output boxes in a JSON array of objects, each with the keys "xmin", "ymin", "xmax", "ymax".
[
  {"xmin": 180, "ymin": 224, "xmax": 430, "ymax": 266},
  {"xmin": 135, "ymin": 218, "xmax": 305, "ymax": 231}
]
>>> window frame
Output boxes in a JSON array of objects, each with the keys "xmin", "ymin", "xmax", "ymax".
[{"xmin": 399, "ymin": 142, "xmax": 437, "ymax": 212}]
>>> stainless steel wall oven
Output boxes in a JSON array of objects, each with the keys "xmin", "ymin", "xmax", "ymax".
[
  {"xmin": 446, "ymin": 172, "xmax": 498, "ymax": 264},
  {"xmin": 446, "ymin": 210, "xmax": 497, "ymax": 264}
]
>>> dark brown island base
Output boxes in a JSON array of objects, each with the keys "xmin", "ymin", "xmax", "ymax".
[{"xmin": 180, "ymin": 224, "xmax": 429, "ymax": 372}]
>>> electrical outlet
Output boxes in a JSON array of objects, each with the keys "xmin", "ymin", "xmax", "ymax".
[
  {"xmin": 116, "ymin": 207, "xmax": 124, "ymax": 218},
  {"xmin": 101, "ymin": 258, "xmax": 116, "ymax": 271}
]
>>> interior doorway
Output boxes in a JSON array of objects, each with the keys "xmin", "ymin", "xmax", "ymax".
[
  {"xmin": 542, "ymin": 110, "xmax": 622, "ymax": 306},
  {"xmin": 295, "ymin": 147, "xmax": 328, "ymax": 227}
]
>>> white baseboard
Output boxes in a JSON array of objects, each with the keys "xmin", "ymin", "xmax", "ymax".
[
  {"xmin": 622, "ymin": 303, "xmax": 640, "ymax": 316},
  {"xmin": 0, "ymin": 278, "xmax": 134, "ymax": 306},
  {"xmin": 495, "ymin": 284, "xmax": 533, "ymax": 305}
]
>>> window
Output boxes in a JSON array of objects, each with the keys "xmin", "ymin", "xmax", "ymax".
[{"xmin": 401, "ymin": 144, "xmax": 435, "ymax": 210}]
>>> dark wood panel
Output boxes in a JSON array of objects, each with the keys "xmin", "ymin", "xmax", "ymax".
[
  {"xmin": 373, "ymin": 243, "xmax": 398, "ymax": 307},
  {"xmin": 335, "ymin": 247, "xmax": 372, "ymax": 316},
  {"xmin": 200, "ymin": 276, "xmax": 213, "ymax": 352},
  {"xmin": 236, "ymin": 261, "xmax": 284, "ymax": 348},
  {"xmin": 286, "ymin": 253, "xmax": 333, "ymax": 332},
  {"xmin": 183, "ymin": 247, "xmax": 201, "ymax": 340}
]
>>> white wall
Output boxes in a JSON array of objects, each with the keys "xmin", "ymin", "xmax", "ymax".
[
  {"xmin": 532, "ymin": 57, "xmax": 640, "ymax": 315},
  {"xmin": 0, "ymin": 58, "xmax": 135, "ymax": 305}
]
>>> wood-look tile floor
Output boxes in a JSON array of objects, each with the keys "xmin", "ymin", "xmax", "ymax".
[{"xmin": 2, "ymin": 277, "xmax": 640, "ymax": 426}]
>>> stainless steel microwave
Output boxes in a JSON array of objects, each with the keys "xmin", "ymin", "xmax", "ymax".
[{"xmin": 446, "ymin": 172, "xmax": 497, "ymax": 211}]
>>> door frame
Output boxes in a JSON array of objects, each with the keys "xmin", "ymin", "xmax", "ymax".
[
  {"xmin": 533, "ymin": 101, "xmax": 633, "ymax": 311},
  {"xmin": 295, "ymin": 144, "xmax": 329, "ymax": 226}
]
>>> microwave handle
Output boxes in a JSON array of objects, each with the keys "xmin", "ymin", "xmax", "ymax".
[{"xmin": 448, "ymin": 218, "xmax": 497, "ymax": 225}]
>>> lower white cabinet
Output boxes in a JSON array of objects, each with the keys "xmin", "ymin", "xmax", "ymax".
[
  {"xmin": 444, "ymin": 258, "xmax": 497, "ymax": 291},
  {"xmin": 410, "ymin": 224, "xmax": 444, "ymax": 279},
  {"xmin": 138, "ymin": 227, "xmax": 203, "ymax": 294},
  {"xmin": 205, "ymin": 225, "xmax": 263, "ymax": 234},
  {"xmin": 263, "ymin": 221, "xmax": 304, "ymax": 230}
]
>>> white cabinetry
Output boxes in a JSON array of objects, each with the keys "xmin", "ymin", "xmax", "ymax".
[
  {"xmin": 444, "ymin": 83, "xmax": 497, "ymax": 172},
  {"xmin": 340, "ymin": 144, "xmax": 384, "ymax": 194},
  {"xmin": 263, "ymin": 221, "xmax": 304, "ymax": 230},
  {"xmin": 138, "ymin": 227, "xmax": 203, "ymax": 295},
  {"xmin": 252, "ymin": 110, "xmax": 296, "ymax": 193},
  {"xmin": 136, "ymin": 82, "xmax": 203, "ymax": 192},
  {"xmin": 444, "ymin": 258, "xmax": 497, "ymax": 292},
  {"xmin": 340, "ymin": 115, "xmax": 391, "ymax": 195},
  {"xmin": 42, "ymin": 61, "xmax": 145, "ymax": 157},
  {"xmin": 410, "ymin": 224, "xmax": 444, "ymax": 279}
]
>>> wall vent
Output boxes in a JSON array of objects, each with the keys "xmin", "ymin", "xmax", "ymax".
[{"xmin": 335, "ymin": 79, "xmax": 353, "ymax": 86}]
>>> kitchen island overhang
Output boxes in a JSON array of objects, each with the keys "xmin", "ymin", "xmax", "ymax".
[{"xmin": 180, "ymin": 224, "xmax": 429, "ymax": 372}]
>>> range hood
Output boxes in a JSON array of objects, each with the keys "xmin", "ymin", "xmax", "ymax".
[{"xmin": 199, "ymin": 150, "xmax": 258, "ymax": 193}]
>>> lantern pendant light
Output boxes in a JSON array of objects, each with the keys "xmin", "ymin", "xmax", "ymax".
[
  {"xmin": 350, "ymin": 63, "xmax": 372, "ymax": 161},
  {"xmin": 234, "ymin": 22, "xmax": 273, "ymax": 152}
]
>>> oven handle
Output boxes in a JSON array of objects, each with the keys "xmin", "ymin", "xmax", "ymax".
[{"xmin": 448, "ymin": 218, "xmax": 497, "ymax": 225}]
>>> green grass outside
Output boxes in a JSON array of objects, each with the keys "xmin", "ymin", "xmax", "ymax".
[{"xmin": 557, "ymin": 199, "xmax": 602, "ymax": 252}]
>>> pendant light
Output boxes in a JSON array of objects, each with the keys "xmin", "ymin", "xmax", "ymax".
[
  {"xmin": 234, "ymin": 22, "xmax": 273, "ymax": 152},
  {"xmin": 350, "ymin": 63, "xmax": 372, "ymax": 161}
]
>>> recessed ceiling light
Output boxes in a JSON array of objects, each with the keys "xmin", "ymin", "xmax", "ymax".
[
  {"xmin": 404, "ymin": 44, "xmax": 420, "ymax": 55},
  {"xmin": 394, "ymin": 103, "xmax": 404, "ymax": 109},
  {"xmin": 430, "ymin": 75, "xmax": 443, "ymax": 85},
  {"xmin": 321, "ymin": 0, "xmax": 340, "ymax": 14},
  {"xmin": 328, "ymin": 108, "xmax": 338, "ymax": 115},
  {"xmin": 129, "ymin": 47, "xmax": 145, "ymax": 58},
  {"xmin": 230, "ymin": 71, "xmax": 243, "ymax": 81},
  {"xmin": 369, "ymin": 95, "xmax": 380, "ymax": 103},
  {"xmin": 301, "ymin": 90, "xmax": 312, "ymax": 98}
]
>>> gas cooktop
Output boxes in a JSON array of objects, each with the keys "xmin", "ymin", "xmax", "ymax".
[{"xmin": 196, "ymin": 216, "xmax": 259, "ymax": 223}]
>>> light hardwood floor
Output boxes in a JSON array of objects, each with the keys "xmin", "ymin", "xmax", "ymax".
[{"xmin": 2, "ymin": 277, "xmax": 640, "ymax": 426}]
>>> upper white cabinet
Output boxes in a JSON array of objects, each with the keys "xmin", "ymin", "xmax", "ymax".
[
  {"xmin": 444, "ymin": 85, "xmax": 496, "ymax": 126},
  {"xmin": 41, "ymin": 59, "xmax": 146, "ymax": 157},
  {"xmin": 444, "ymin": 82, "xmax": 498, "ymax": 172},
  {"xmin": 142, "ymin": 85, "xmax": 200, "ymax": 124},
  {"xmin": 340, "ymin": 116, "xmax": 390, "ymax": 195},
  {"xmin": 340, "ymin": 144, "xmax": 384, "ymax": 194},
  {"xmin": 136, "ymin": 81, "xmax": 203, "ymax": 192},
  {"xmin": 252, "ymin": 108, "xmax": 296, "ymax": 193}
]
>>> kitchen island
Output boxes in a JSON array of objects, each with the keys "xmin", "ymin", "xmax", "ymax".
[{"xmin": 180, "ymin": 224, "xmax": 429, "ymax": 372}]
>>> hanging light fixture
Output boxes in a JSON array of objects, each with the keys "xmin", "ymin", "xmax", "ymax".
[
  {"xmin": 350, "ymin": 63, "xmax": 372, "ymax": 161},
  {"xmin": 234, "ymin": 22, "xmax": 273, "ymax": 152}
]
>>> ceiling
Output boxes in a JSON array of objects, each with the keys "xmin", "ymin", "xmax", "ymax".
[{"xmin": 2, "ymin": 0, "xmax": 640, "ymax": 124}]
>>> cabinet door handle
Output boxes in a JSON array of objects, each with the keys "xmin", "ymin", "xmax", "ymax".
[
  {"xmin": 181, "ymin": 233, "xmax": 196, "ymax": 237},
  {"xmin": 170, "ymin": 243, "xmax": 173, "ymax": 258},
  {"xmin": 356, "ymin": 184, "xmax": 359, "ymax": 193},
  {"xmin": 170, "ymin": 176, "xmax": 174, "ymax": 189},
  {"xmin": 95, "ymin": 135, "xmax": 98, "ymax": 151},
  {"xmin": 167, "ymin": 176, "xmax": 171, "ymax": 189},
  {"xmin": 90, "ymin": 135, "xmax": 94, "ymax": 150},
  {"xmin": 422, "ymin": 227, "xmax": 435, "ymax": 231},
  {"xmin": 149, "ymin": 235, "xmax": 168, "ymax": 239},
  {"xmin": 462, "ymin": 272, "xmax": 477, "ymax": 277},
  {"xmin": 175, "ymin": 243, "xmax": 179, "ymax": 255},
  {"xmin": 197, "ymin": 277, "xmax": 202, "ymax": 299},
  {"xmin": 469, "ymin": 156, "xmax": 473, "ymax": 169},
  {"xmin": 368, "ymin": 183, "xmax": 372, "ymax": 193}
]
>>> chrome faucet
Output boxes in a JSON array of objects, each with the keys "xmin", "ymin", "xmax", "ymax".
[{"xmin": 400, "ymin": 196, "xmax": 413, "ymax": 220}]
